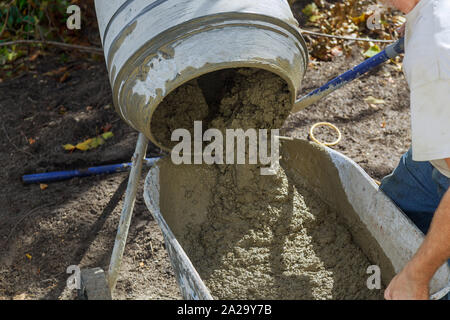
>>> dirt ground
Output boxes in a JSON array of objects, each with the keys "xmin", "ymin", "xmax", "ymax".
[
  {"xmin": 0, "ymin": 6, "xmax": 411, "ymax": 300},
  {"xmin": 0, "ymin": 54, "xmax": 180, "ymax": 300},
  {"xmin": 283, "ymin": 46, "xmax": 411, "ymax": 181}
]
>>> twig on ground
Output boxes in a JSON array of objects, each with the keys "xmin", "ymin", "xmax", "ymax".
[
  {"xmin": 5, "ymin": 203, "xmax": 56, "ymax": 248},
  {"xmin": 299, "ymin": 28, "xmax": 395, "ymax": 43},
  {"xmin": 0, "ymin": 40, "xmax": 104, "ymax": 54},
  {"xmin": 6, "ymin": 203, "xmax": 55, "ymax": 245},
  {"xmin": 1, "ymin": 120, "xmax": 34, "ymax": 157}
]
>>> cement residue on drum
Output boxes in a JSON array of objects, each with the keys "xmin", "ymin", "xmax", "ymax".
[{"xmin": 154, "ymin": 68, "xmax": 384, "ymax": 300}]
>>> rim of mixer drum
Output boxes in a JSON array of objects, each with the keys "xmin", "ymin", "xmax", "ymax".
[{"xmin": 110, "ymin": 12, "xmax": 309, "ymax": 152}]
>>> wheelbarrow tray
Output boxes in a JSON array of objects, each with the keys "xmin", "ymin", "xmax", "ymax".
[{"xmin": 143, "ymin": 138, "xmax": 450, "ymax": 300}]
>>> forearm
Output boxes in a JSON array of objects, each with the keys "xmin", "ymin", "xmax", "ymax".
[{"xmin": 406, "ymin": 187, "xmax": 450, "ymax": 284}]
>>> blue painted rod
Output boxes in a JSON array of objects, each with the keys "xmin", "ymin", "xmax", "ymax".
[
  {"xmin": 292, "ymin": 37, "xmax": 405, "ymax": 112},
  {"xmin": 22, "ymin": 158, "xmax": 160, "ymax": 184}
]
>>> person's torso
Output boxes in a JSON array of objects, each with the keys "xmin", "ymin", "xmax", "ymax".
[
  {"xmin": 403, "ymin": 0, "xmax": 450, "ymax": 178},
  {"xmin": 403, "ymin": 0, "xmax": 450, "ymax": 89}
]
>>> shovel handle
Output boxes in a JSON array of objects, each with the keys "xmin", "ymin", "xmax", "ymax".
[{"xmin": 292, "ymin": 37, "xmax": 405, "ymax": 113}]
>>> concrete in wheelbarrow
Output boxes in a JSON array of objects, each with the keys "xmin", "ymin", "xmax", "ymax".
[{"xmin": 143, "ymin": 138, "xmax": 450, "ymax": 300}]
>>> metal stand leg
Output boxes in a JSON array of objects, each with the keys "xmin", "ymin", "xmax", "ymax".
[
  {"xmin": 78, "ymin": 268, "xmax": 112, "ymax": 300},
  {"xmin": 77, "ymin": 133, "xmax": 148, "ymax": 299},
  {"xmin": 107, "ymin": 133, "xmax": 148, "ymax": 294}
]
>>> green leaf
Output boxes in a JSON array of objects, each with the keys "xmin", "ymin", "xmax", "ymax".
[
  {"xmin": 7, "ymin": 50, "xmax": 18, "ymax": 61},
  {"xmin": 9, "ymin": 6, "xmax": 19, "ymax": 21},
  {"xmin": 363, "ymin": 45, "xmax": 381, "ymax": 58},
  {"xmin": 302, "ymin": 3, "xmax": 318, "ymax": 17},
  {"xmin": 59, "ymin": 53, "xmax": 69, "ymax": 63},
  {"xmin": 101, "ymin": 131, "xmax": 114, "ymax": 140},
  {"xmin": 19, "ymin": 0, "xmax": 28, "ymax": 11},
  {"xmin": 8, "ymin": 12, "xmax": 15, "ymax": 27},
  {"xmin": 23, "ymin": 15, "xmax": 35, "ymax": 24},
  {"xmin": 309, "ymin": 15, "xmax": 322, "ymax": 22}
]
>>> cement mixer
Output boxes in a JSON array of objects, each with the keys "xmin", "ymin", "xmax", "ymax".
[
  {"xmin": 76, "ymin": 0, "xmax": 449, "ymax": 300},
  {"xmin": 94, "ymin": 0, "xmax": 307, "ymax": 151}
]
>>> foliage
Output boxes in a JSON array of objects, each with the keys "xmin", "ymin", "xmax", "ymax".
[
  {"xmin": 292, "ymin": 0, "xmax": 406, "ymax": 61},
  {"xmin": 0, "ymin": 0, "xmax": 71, "ymax": 39},
  {"xmin": 0, "ymin": 0, "xmax": 73, "ymax": 63},
  {"xmin": 0, "ymin": 0, "xmax": 100, "ymax": 79}
]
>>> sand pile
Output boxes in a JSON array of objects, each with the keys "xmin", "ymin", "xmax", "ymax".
[{"xmin": 152, "ymin": 68, "xmax": 384, "ymax": 300}]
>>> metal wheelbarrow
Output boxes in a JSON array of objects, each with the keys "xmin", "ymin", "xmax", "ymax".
[{"xmin": 143, "ymin": 138, "xmax": 450, "ymax": 300}]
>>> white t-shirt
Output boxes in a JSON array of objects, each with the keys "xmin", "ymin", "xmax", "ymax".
[{"xmin": 403, "ymin": 0, "xmax": 450, "ymax": 178}]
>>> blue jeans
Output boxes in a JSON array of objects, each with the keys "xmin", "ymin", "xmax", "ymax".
[{"xmin": 380, "ymin": 148, "xmax": 450, "ymax": 299}]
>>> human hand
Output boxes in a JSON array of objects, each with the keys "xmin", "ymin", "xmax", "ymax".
[{"xmin": 384, "ymin": 264, "xmax": 429, "ymax": 300}]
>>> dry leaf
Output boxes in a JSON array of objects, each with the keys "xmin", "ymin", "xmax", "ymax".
[
  {"xmin": 29, "ymin": 50, "xmax": 41, "ymax": 62},
  {"xmin": 351, "ymin": 13, "xmax": 368, "ymax": 25},
  {"xmin": 63, "ymin": 132, "xmax": 114, "ymax": 152},
  {"xmin": 40, "ymin": 184, "xmax": 48, "ymax": 190},
  {"xmin": 75, "ymin": 138, "xmax": 93, "ymax": 151},
  {"xmin": 330, "ymin": 46, "xmax": 343, "ymax": 57},
  {"xmin": 102, "ymin": 123, "xmax": 113, "ymax": 133},
  {"xmin": 58, "ymin": 106, "xmax": 67, "ymax": 115},
  {"xmin": 392, "ymin": 15, "xmax": 406, "ymax": 27},
  {"xmin": 298, "ymin": 0, "xmax": 399, "ymax": 61},
  {"xmin": 63, "ymin": 144, "xmax": 76, "ymax": 151},
  {"xmin": 364, "ymin": 96, "xmax": 385, "ymax": 105},
  {"xmin": 390, "ymin": 58, "xmax": 403, "ymax": 72},
  {"xmin": 13, "ymin": 293, "xmax": 28, "ymax": 300},
  {"xmin": 59, "ymin": 72, "xmax": 70, "ymax": 83},
  {"xmin": 44, "ymin": 66, "xmax": 68, "ymax": 77}
]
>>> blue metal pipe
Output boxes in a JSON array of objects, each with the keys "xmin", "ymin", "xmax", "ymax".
[
  {"xmin": 22, "ymin": 158, "xmax": 160, "ymax": 184},
  {"xmin": 292, "ymin": 37, "xmax": 405, "ymax": 112}
]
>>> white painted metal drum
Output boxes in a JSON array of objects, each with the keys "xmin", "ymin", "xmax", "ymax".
[{"xmin": 95, "ymin": 0, "xmax": 308, "ymax": 150}]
